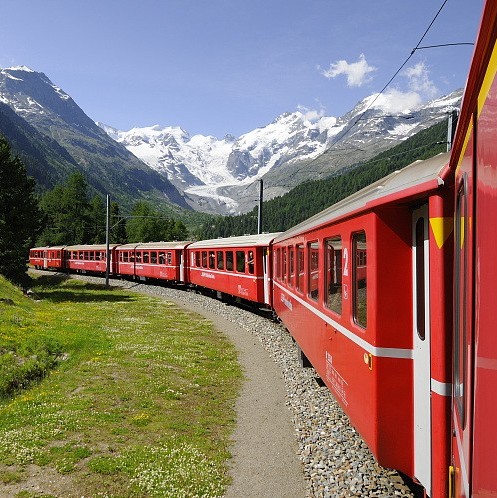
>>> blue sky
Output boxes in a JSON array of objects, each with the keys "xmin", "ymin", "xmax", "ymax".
[{"xmin": 0, "ymin": 0, "xmax": 482, "ymax": 138}]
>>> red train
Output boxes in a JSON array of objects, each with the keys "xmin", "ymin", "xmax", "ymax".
[{"xmin": 28, "ymin": 2, "xmax": 497, "ymax": 496}]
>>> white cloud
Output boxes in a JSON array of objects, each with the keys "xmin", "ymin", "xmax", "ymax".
[
  {"xmin": 403, "ymin": 61, "xmax": 438, "ymax": 98},
  {"xmin": 297, "ymin": 104, "xmax": 326, "ymax": 122},
  {"xmin": 370, "ymin": 88, "xmax": 423, "ymax": 114},
  {"xmin": 368, "ymin": 62, "xmax": 439, "ymax": 114},
  {"xmin": 320, "ymin": 54, "xmax": 376, "ymax": 87}
]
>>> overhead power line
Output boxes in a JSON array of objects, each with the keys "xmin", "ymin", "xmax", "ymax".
[{"xmin": 322, "ymin": 0, "xmax": 471, "ymax": 155}]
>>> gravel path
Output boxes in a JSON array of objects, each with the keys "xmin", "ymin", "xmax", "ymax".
[{"xmin": 58, "ymin": 274, "xmax": 415, "ymax": 497}]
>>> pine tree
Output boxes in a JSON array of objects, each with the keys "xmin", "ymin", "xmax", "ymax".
[{"xmin": 0, "ymin": 136, "xmax": 41, "ymax": 284}]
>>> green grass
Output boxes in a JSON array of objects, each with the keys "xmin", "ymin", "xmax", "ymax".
[{"xmin": 0, "ymin": 274, "xmax": 242, "ymax": 497}]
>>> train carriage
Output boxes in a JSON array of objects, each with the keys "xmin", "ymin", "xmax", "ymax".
[
  {"xmin": 447, "ymin": 1, "xmax": 497, "ymax": 496},
  {"xmin": 186, "ymin": 233, "xmax": 280, "ymax": 306},
  {"xmin": 116, "ymin": 241, "xmax": 191, "ymax": 283},
  {"xmin": 64, "ymin": 244, "xmax": 120, "ymax": 275},
  {"xmin": 272, "ymin": 152, "xmax": 454, "ymax": 496},
  {"xmin": 29, "ymin": 246, "xmax": 66, "ymax": 270}
]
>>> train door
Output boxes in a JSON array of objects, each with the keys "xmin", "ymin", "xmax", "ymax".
[
  {"xmin": 263, "ymin": 248, "xmax": 270, "ymax": 305},
  {"xmin": 179, "ymin": 251, "xmax": 185, "ymax": 283},
  {"xmin": 450, "ymin": 166, "xmax": 474, "ymax": 498},
  {"xmin": 412, "ymin": 204, "xmax": 432, "ymax": 495}
]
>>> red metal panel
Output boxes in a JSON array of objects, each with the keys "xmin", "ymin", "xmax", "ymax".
[{"xmin": 471, "ymin": 36, "xmax": 497, "ymax": 498}]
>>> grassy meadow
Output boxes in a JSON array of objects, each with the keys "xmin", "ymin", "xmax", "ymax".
[{"xmin": 0, "ymin": 274, "xmax": 242, "ymax": 497}]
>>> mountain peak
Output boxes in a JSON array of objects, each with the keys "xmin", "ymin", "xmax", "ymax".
[{"xmin": 4, "ymin": 65, "xmax": 35, "ymax": 73}]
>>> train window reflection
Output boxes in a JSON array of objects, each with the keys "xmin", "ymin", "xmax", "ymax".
[
  {"xmin": 289, "ymin": 246, "xmax": 295, "ymax": 287},
  {"xmin": 296, "ymin": 245, "xmax": 304, "ymax": 293},
  {"xmin": 217, "ymin": 251, "xmax": 224, "ymax": 270},
  {"xmin": 248, "ymin": 250, "xmax": 254, "ymax": 274},
  {"xmin": 236, "ymin": 251, "xmax": 245, "ymax": 272},
  {"xmin": 226, "ymin": 251, "xmax": 234, "ymax": 271},
  {"xmin": 454, "ymin": 179, "xmax": 468, "ymax": 427},
  {"xmin": 308, "ymin": 241, "xmax": 319, "ymax": 301},
  {"xmin": 353, "ymin": 232, "xmax": 367, "ymax": 328},
  {"xmin": 325, "ymin": 236, "xmax": 342, "ymax": 315}
]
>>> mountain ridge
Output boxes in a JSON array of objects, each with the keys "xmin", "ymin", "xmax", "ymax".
[
  {"xmin": 0, "ymin": 66, "xmax": 188, "ymax": 212},
  {"xmin": 100, "ymin": 90, "xmax": 461, "ymax": 215}
]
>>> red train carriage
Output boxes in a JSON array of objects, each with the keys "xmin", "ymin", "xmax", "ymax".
[
  {"xmin": 447, "ymin": 1, "xmax": 497, "ymax": 496},
  {"xmin": 187, "ymin": 233, "xmax": 280, "ymax": 306},
  {"xmin": 29, "ymin": 246, "xmax": 65, "ymax": 270},
  {"xmin": 116, "ymin": 242, "xmax": 191, "ymax": 283},
  {"xmin": 64, "ymin": 244, "xmax": 120, "ymax": 275},
  {"xmin": 272, "ymin": 152, "xmax": 454, "ymax": 497}
]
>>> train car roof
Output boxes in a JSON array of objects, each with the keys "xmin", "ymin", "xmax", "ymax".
[
  {"xmin": 188, "ymin": 232, "xmax": 282, "ymax": 249},
  {"xmin": 274, "ymin": 152, "xmax": 450, "ymax": 242},
  {"xmin": 64, "ymin": 244, "xmax": 121, "ymax": 251},
  {"xmin": 117, "ymin": 241, "xmax": 192, "ymax": 250},
  {"xmin": 30, "ymin": 246, "xmax": 66, "ymax": 251}
]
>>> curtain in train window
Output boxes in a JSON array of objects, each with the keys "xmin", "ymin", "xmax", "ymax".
[
  {"xmin": 353, "ymin": 231, "xmax": 367, "ymax": 328},
  {"xmin": 308, "ymin": 241, "xmax": 319, "ymax": 301},
  {"xmin": 325, "ymin": 236, "xmax": 342, "ymax": 315}
]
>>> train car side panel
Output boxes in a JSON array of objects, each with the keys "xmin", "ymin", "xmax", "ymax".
[
  {"xmin": 471, "ymin": 33, "xmax": 497, "ymax": 498},
  {"xmin": 274, "ymin": 211, "xmax": 414, "ymax": 474}
]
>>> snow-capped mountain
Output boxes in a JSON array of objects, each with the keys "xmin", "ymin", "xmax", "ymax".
[
  {"xmin": 0, "ymin": 66, "xmax": 187, "ymax": 210},
  {"xmin": 100, "ymin": 89, "xmax": 461, "ymax": 215}
]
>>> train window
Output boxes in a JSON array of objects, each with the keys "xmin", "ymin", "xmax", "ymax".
[
  {"xmin": 165, "ymin": 252, "xmax": 171, "ymax": 265},
  {"xmin": 282, "ymin": 247, "xmax": 287, "ymax": 282},
  {"xmin": 217, "ymin": 251, "xmax": 224, "ymax": 270},
  {"xmin": 296, "ymin": 244, "xmax": 304, "ymax": 293},
  {"xmin": 143, "ymin": 252, "xmax": 150, "ymax": 263},
  {"xmin": 226, "ymin": 251, "xmax": 234, "ymax": 271},
  {"xmin": 454, "ymin": 179, "xmax": 468, "ymax": 426},
  {"xmin": 90, "ymin": 251, "xmax": 95, "ymax": 260},
  {"xmin": 248, "ymin": 250, "xmax": 254, "ymax": 274},
  {"xmin": 308, "ymin": 241, "xmax": 319, "ymax": 301},
  {"xmin": 193, "ymin": 251, "xmax": 199, "ymax": 267},
  {"xmin": 325, "ymin": 236, "xmax": 342, "ymax": 315},
  {"xmin": 201, "ymin": 251, "xmax": 207, "ymax": 268},
  {"xmin": 209, "ymin": 251, "xmax": 215, "ymax": 269},
  {"xmin": 289, "ymin": 247, "xmax": 295, "ymax": 287},
  {"xmin": 150, "ymin": 251, "xmax": 156, "ymax": 264},
  {"xmin": 123, "ymin": 252, "xmax": 128, "ymax": 263},
  {"xmin": 136, "ymin": 252, "xmax": 142, "ymax": 263},
  {"xmin": 236, "ymin": 251, "xmax": 246, "ymax": 273},
  {"xmin": 276, "ymin": 248, "xmax": 281, "ymax": 280},
  {"xmin": 129, "ymin": 252, "xmax": 134, "ymax": 262},
  {"xmin": 84, "ymin": 251, "xmax": 89, "ymax": 260},
  {"xmin": 415, "ymin": 218, "xmax": 426, "ymax": 340},
  {"xmin": 353, "ymin": 231, "xmax": 367, "ymax": 328}
]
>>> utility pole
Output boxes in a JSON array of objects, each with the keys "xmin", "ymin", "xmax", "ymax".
[
  {"xmin": 447, "ymin": 109, "xmax": 459, "ymax": 152},
  {"xmin": 257, "ymin": 179, "xmax": 263, "ymax": 234},
  {"xmin": 105, "ymin": 194, "xmax": 111, "ymax": 287}
]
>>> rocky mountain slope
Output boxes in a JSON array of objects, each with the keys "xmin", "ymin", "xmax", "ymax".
[{"xmin": 0, "ymin": 66, "xmax": 187, "ymax": 211}]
